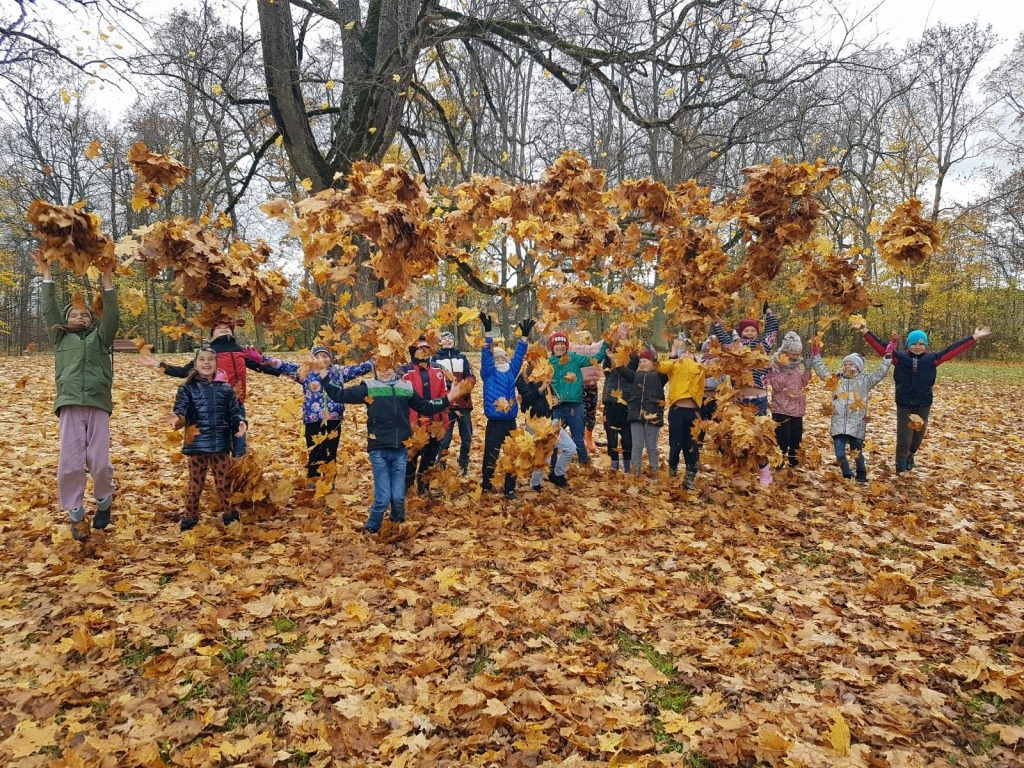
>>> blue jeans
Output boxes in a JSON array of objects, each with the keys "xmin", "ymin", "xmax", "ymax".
[
  {"xmin": 552, "ymin": 402, "xmax": 588, "ymax": 464},
  {"xmin": 368, "ymin": 447, "xmax": 407, "ymax": 531},
  {"xmin": 833, "ymin": 435, "xmax": 866, "ymax": 479},
  {"xmin": 440, "ymin": 409, "xmax": 473, "ymax": 469}
]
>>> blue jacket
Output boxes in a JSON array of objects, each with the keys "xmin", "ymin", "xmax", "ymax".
[
  {"xmin": 262, "ymin": 358, "xmax": 372, "ymax": 423},
  {"xmin": 865, "ymin": 331, "xmax": 975, "ymax": 407},
  {"xmin": 173, "ymin": 377, "xmax": 245, "ymax": 455},
  {"xmin": 481, "ymin": 337, "xmax": 528, "ymax": 420}
]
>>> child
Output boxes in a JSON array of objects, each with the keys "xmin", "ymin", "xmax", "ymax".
[
  {"xmin": 617, "ymin": 347, "xmax": 669, "ymax": 477},
  {"xmin": 711, "ymin": 306, "xmax": 779, "ymax": 484},
  {"xmin": 322, "ymin": 362, "xmax": 471, "ymax": 533},
  {"xmin": 432, "ymin": 331, "xmax": 476, "ymax": 477},
  {"xmin": 601, "ymin": 346, "xmax": 635, "ymax": 472},
  {"xmin": 166, "ymin": 345, "xmax": 248, "ymax": 531},
  {"xmin": 479, "ymin": 313, "xmax": 531, "ymax": 499},
  {"xmin": 548, "ymin": 330, "xmax": 608, "ymax": 465},
  {"xmin": 517, "ymin": 365, "xmax": 578, "ymax": 490},
  {"xmin": 38, "ymin": 257, "xmax": 120, "ymax": 541},
  {"xmin": 258, "ymin": 344, "xmax": 373, "ymax": 485},
  {"xmin": 403, "ymin": 337, "xmax": 449, "ymax": 492},
  {"xmin": 661, "ymin": 337, "xmax": 706, "ymax": 489},
  {"xmin": 765, "ymin": 331, "xmax": 812, "ymax": 467},
  {"xmin": 811, "ymin": 341, "xmax": 894, "ymax": 482},
  {"xmin": 143, "ymin": 321, "xmax": 263, "ymax": 457},
  {"xmin": 571, "ymin": 330, "xmax": 603, "ymax": 455},
  {"xmin": 853, "ymin": 320, "xmax": 991, "ymax": 472}
]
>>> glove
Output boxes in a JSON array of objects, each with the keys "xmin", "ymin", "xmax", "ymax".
[
  {"xmin": 518, "ymin": 317, "xmax": 535, "ymax": 337},
  {"xmin": 479, "ymin": 311, "xmax": 492, "ymax": 332},
  {"xmin": 242, "ymin": 346, "xmax": 263, "ymax": 364},
  {"xmin": 810, "ymin": 343, "xmax": 821, "ymax": 357},
  {"xmin": 884, "ymin": 340, "xmax": 896, "ymax": 357},
  {"xmin": 762, "ymin": 300, "xmax": 771, "ymax": 315}
]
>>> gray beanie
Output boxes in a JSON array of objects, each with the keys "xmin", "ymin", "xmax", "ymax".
[
  {"xmin": 842, "ymin": 353, "xmax": 864, "ymax": 373},
  {"xmin": 779, "ymin": 331, "xmax": 803, "ymax": 356}
]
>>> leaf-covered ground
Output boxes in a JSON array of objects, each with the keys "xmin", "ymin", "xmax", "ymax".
[{"xmin": 2, "ymin": 354, "xmax": 1023, "ymax": 767}]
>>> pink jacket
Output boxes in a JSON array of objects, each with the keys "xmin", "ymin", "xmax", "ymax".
[
  {"xmin": 765, "ymin": 361, "xmax": 812, "ymax": 417},
  {"xmin": 570, "ymin": 340, "xmax": 604, "ymax": 387}
]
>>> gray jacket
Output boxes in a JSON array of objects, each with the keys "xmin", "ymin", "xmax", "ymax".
[{"xmin": 811, "ymin": 354, "xmax": 891, "ymax": 439}]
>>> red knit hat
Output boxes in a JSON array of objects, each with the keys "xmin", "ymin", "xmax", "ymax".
[
  {"xmin": 548, "ymin": 331, "xmax": 569, "ymax": 352},
  {"xmin": 638, "ymin": 346, "xmax": 656, "ymax": 362},
  {"xmin": 737, "ymin": 318, "xmax": 760, "ymax": 336}
]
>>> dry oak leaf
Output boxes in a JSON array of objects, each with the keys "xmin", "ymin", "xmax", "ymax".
[{"xmin": 907, "ymin": 414, "xmax": 925, "ymax": 431}]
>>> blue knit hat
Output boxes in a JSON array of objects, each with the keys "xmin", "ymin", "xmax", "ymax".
[
  {"xmin": 310, "ymin": 344, "xmax": 334, "ymax": 361},
  {"xmin": 906, "ymin": 330, "xmax": 928, "ymax": 347}
]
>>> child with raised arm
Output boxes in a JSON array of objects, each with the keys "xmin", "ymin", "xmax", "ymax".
[
  {"xmin": 811, "ymin": 339, "xmax": 894, "ymax": 482},
  {"xmin": 478, "ymin": 313, "xmax": 531, "ymax": 499},
  {"xmin": 548, "ymin": 330, "xmax": 608, "ymax": 465},
  {"xmin": 602, "ymin": 345, "xmax": 636, "ymax": 473},
  {"xmin": 616, "ymin": 346, "xmax": 669, "ymax": 477},
  {"xmin": 403, "ymin": 337, "xmax": 449, "ymax": 493},
  {"xmin": 432, "ymin": 331, "xmax": 476, "ymax": 477},
  {"xmin": 711, "ymin": 305, "xmax": 779, "ymax": 484},
  {"xmin": 322, "ymin": 362, "xmax": 471, "ymax": 533},
  {"xmin": 38, "ymin": 257, "xmax": 120, "ymax": 540},
  {"xmin": 517, "ymin": 364, "xmax": 578, "ymax": 490},
  {"xmin": 764, "ymin": 331, "xmax": 812, "ymax": 468},
  {"xmin": 258, "ymin": 344, "xmax": 373, "ymax": 486},
  {"xmin": 852, "ymin": 319, "xmax": 991, "ymax": 473},
  {"xmin": 165, "ymin": 345, "xmax": 248, "ymax": 531}
]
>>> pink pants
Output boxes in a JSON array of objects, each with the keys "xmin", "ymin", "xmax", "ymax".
[{"xmin": 57, "ymin": 405, "xmax": 114, "ymax": 513}]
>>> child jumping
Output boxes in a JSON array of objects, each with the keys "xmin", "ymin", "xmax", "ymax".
[
  {"xmin": 322, "ymin": 362, "xmax": 471, "ymax": 533},
  {"xmin": 38, "ymin": 257, "xmax": 120, "ymax": 541},
  {"xmin": 166, "ymin": 345, "xmax": 248, "ymax": 531},
  {"xmin": 811, "ymin": 340, "xmax": 894, "ymax": 482},
  {"xmin": 765, "ymin": 331, "xmax": 812, "ymax": 467},
  {"xmin": 479, "ymin": 312, "xmax": 531, "ymax": 499},
  {"xmin": 852, "ymin": 320, "xmax": 991, "ymax": 473},
  {"xmin": 258, "ymin": 344, "xmax": 373, "ymax": 485}
]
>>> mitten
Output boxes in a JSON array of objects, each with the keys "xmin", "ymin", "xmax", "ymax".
[
  {"xmin": 884, "ymin": 340, "xmax": 896, "ymax": 357},
  {"xmin": 242, "ymin": 346, "xmax": 263, "ymax": 364},
  {"xmin": 479, "ymin": 311, "xmax": 492, "ymax": 332}
]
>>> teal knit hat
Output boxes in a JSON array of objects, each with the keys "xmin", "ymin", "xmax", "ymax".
[{"xmin": 906, "ymin": 330, "xmax": 928, "ymax": 347}]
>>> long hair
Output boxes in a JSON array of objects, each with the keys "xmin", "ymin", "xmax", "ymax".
[{"xmin": 185, "ymin": 343, "xmax": 218, "ymax": 385}]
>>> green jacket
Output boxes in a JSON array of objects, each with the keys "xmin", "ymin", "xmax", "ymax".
[
  {"xmin": 549, "ymin": 342, "xmax": 607, "ymax": 403},
  {"xmin": 43, "ymin": 281, "xmax": 120, "ymax": 414}
]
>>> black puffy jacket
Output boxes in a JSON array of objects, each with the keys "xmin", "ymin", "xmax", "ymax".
[{"xmin": 173, "ymin": 377, "xmax": 245, "ymax": 455}]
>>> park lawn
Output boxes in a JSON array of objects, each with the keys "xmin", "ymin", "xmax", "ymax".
[{"xmin": 1, "ymin": 353, "xmax": 1023, "ymax": 767}]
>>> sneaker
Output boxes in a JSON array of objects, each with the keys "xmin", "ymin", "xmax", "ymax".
[
  {"xmin": 548, "ymin": 472, "xmax": 568, "ymax": 488},
  {"xmin": 895, "ymin": 461, "xmax": 908, "ymax": 474},
  {"xmin": 530, "ymin": 483, "xmax": 542, "ymax": 492},
  {"xmin": 388, "ymin": 515, "xmax": 405, "ymax": 524},
  {"xmin": 906, "ymin": 455, "xmax": 916, "ymax": 470},
  {"xmin": 504, "ymin": 490, "xmax": 517, "ymax": 500},
  {"xmin": 180, "ymin": 516, "xmax": 199, "ymax": 532},
  {"xmin": 856, "ymin": 475, "xmax": 868, "ymax": 484},
  {"xmin": 362, "ymin": 526, "xmax": 380, "ymax": 535},
  {"xmin": 221, "ymin": 511, "xmax": 240, "ymax": 525},
  {"xmin": 93, "ymin": 496, "xmax": 112, "ymax": 529},
  {"xmin": 70, "ymin": 518, "xmax": 90, "ymax": 541}
]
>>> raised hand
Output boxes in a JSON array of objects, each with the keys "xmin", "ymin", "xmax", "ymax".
[
  {"xmin": 973, "ymin": 327, "xmax": 991, "ymax": 341},
  {"xmin": 235, "ymin": 422, "xmax": 248, "ymax": 438},
  {"xmin": 518, "ymin": 317, "xmax": 535, "ymax": 337},
  {"xmin": 883, "ymin": 340, "xmax": 896, "ymax": 357},
  {"xmin": 479, "ymin": 311, "xmax": 492, "ymax": 332}
]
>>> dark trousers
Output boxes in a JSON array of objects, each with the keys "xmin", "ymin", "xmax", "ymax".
[
  {"xmin": 304, "ymin": 420, "xmax": 341, "ymax": 479},
  {"xmin": 583, "ymin": 385, "xmax": 599, "ymax": 430},
  {"xmin": 668, "ymin": 405, "xmax": 700, "ymax": 472},
  {"xmin": 772, "ymin": 414, "xmax": 804, "ymax": 466},
  {"xmin": 896, "ymin": 404, "xmax": 931, "ymax": 464},
  {"xmin": 439, "ymin": 409, "xmax": 473, "ymax": 469},
  {"xmin": 482, "ymin": 419, "xmax": 517, "ymax": 493},
  {"xmin": 406, "ymin": 437, "xmax": 442, "ymax": 489},
  {"xmin": 603, "ymin": 402, "xmax": 631, "ymax": 462}
]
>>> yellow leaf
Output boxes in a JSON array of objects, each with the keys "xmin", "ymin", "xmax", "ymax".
[
  {"xmin": 275, "ymin": 135, "xmax": 283, "ymax": 146},
  {"xmin": 344, "ymin": 21, "xmax": 355, "ymax": 30},
  {"xmin": 392, "ymin": 74, "xmax": 401, "ymax": 82},
  {"xmin": 60, "ymin": 89, "xmax": 70, "ymax": 104},
  {"xmin": 828, "ymin": 711, "xmax": 851, "ymax": 755},
  {"xmin": 325, "ymin": 79, "xmax": 335, "ymax": 90},
  {"xmin": 300, "ymin": 178, "xmax": 313, "ymax": 191},
  {"xmin": 211, "ymin": 83, "xmax": 223, "ymax": 95},
  {"xmin": 368, "ymin": 126, "xmax": 377, "ymax": 134},
  {"xmin": 84, "ymin": 140, "xmax": 102, "ymax": 160}
]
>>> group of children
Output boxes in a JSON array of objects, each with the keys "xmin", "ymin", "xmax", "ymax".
[{"xmin": 42, "ymin": 262, "xmax": 992, "ymax": 537}]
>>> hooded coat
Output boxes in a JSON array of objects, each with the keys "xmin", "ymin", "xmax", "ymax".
[
  {"xmin": 811, "ymin": 353, "xmax": 891, "ymax": 439},
  {"xmin": 43, "ymin": 282, "xmax": 120, "ymax": 415}
]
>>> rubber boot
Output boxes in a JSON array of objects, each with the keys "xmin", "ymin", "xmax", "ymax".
[
  {"xmin": 684, "ymin": 468, "xmax": 697, "ymax": 490},
  {"xmin": 839, "ymin": 457, "xmax": 853, "ymax": 479},
  {"xmin": 623, "ymin": 459, "xmax": 631, "ymax": 474}
]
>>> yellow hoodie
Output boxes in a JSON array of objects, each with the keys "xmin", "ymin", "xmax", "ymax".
[{"xmin": 658, "ymin": 357, "xmax": 705, "ymax": 405}]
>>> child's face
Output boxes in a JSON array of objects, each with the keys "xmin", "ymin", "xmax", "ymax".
[
  {"xmin": 842, "ymin": 362, "xmax": 859, "ymax": 378},
  {"xmin": 314, "ymin": 351, "xmax": 332, "ymax": 367},
  {"xmin": 493, "ymin": 349, "xmax": 509, "ymax": 366},
  {"xmin": 440, "ymin": 336, "xmax": 454, "ymax": 349},
  {"xmin": 552, "ymin": 342, "xmax": 567, "ymax": 356},
  {"xmin": 195, "ymin": 351, "xmax": 218, "ymax": 377},
  {"xmin": 66, "ymin": 307, "xmax": 92, "ymax": 327},
  {"xmin": 908, "ymin": 341, "xmax": 927, "ymax": 354},
  {"xmin": 638, "ymin": 358, "xmax": 655, "ymax": 371},
  {"xmin": 212, "ymin": 324, "xmax": 232, "ymax": 339},
  {"xmin": 740, "ymin": 326, "xmax": 758, "ymax": 340},
  {"xmin": 376, "ymin": 366, "xmax": 395, "ymax": 380}
]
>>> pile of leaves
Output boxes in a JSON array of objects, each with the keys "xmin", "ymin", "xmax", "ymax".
[
  {"xmin": 875, "ymin": 198, "xmax": 942, "ymax": 271},
  {"xmin": 2, "ymin": 354, "xmax": 1023, "ymax": 767},
  {"xmin": 25, "ymin": 200, "xmax": 116, "ymax": 274}
]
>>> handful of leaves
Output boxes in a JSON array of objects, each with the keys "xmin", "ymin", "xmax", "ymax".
[{"xmin": 27, "ymin": 200, "xmax": 116, "ymax": 274}]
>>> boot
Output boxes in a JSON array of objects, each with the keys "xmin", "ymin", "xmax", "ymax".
[
  {"xmin": 623, "ymin": 459, "xmax": 631, "ymax": 474},
  {"xmin": 839, "ymin": 457, "xmax": 853, "ymax": 479},
  {"xmin": 895, "ymin": 460, "xmax": 908, "ymax": 474},
  {"xmin": 668, "ymin": 465, "xmax": 678, "ymax": 477},
  {"xmin": 758, "ymin": 465, "xmax": 773, "ymax": 485},
  {"xmin": 906, "ymin": 454, "xmax": 916, "ymax": 470},
  {"xmin": 93, "ymin": 494, "xmax": 113, "ymax": 530},
  {"xmin": 585, "ymin": 428, "xmax": 597, "ymax": 456},
  {"xmin": 684, "ymin": 468, "xmax": 697, "ymax": 490},
  {"xmin": 610, "ymin": 459, "xmax": 619, "ymax": 472}
]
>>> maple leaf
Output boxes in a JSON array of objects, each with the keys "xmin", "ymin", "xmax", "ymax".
[
  {"xmin": 907, "ymin": 414, "xmax": 925, "ymax": 431},
  {"xmin": 182, "ymin": 424, "xmax": 201, "ymax": 445},
  {"xmin": 493, "ymin": 396, "xmax": 513, "ymax": 413},
  {"xmin": 828, "ymin": 711, "xmax": 851, "ymax": 755}
]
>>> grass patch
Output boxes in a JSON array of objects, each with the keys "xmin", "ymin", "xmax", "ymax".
[
  {"xmin": 121, "ymin": 643, "xmax": 160, "ymax": 668},
  {"xmin": 273, "ymin": 616, "xmax": 297, "ymax": 633},
  {"xmin": 872, "ymin": 542, "xmax": 915, "ymax": 560},
  {"xmin": 468, "ymin": 646, "xmax": 491, "ymax": 676},
  {"xmin": 571, "ymin": 625, "xmax": 593, "ymax": 641},
  {"xmin": 932, "ymin": 361, "xmax": 1024, "ymax": 384},
  {"xmin": 941, "ymin": 568, "xmax": 987, "ymax": 588}
]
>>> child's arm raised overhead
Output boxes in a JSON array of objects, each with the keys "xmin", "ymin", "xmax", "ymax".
[
  {"xmin": 809, "ymin": 341, "xmax": 831, "ymax": 380},
  {"xmin": 934, "ymin": 327, "xmax": 990, "ymax": 365},
  {"xmin": 864, "ymin": 339, "xmax": 896, "ymax": 389},
  {"xmin": 97, "ymin": 267, "xmax": 119, "ymax": 347}
]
